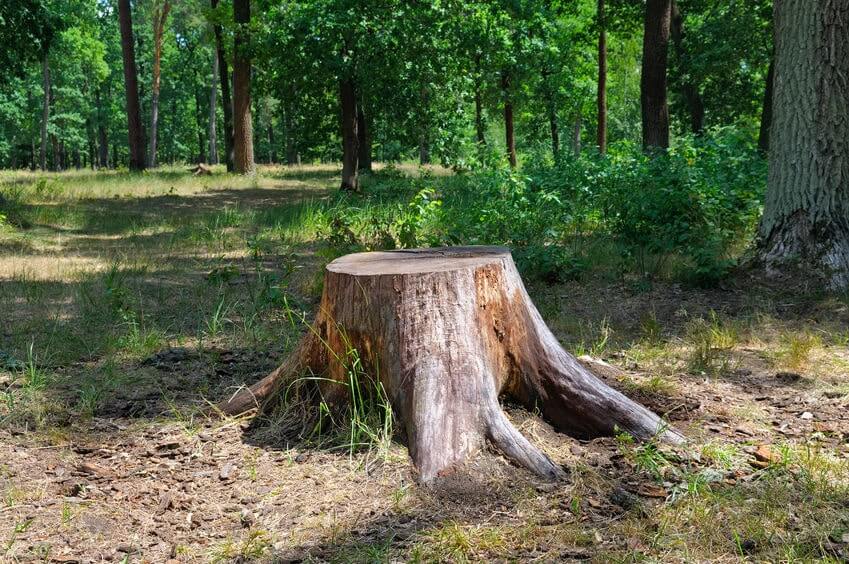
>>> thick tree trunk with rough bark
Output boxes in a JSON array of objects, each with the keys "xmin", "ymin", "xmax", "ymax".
[
  {"xmin": 339, "ymin": 76, "xmax": 359, "ymax": 191},
  {"xmin": 118, "ymin": 0, "xmax": 146, "ymax": 171},
  {"xmin": 502, "ymin": 71, "xmax": 517, "ymax": 168},
  {"xmin": 641, "ymin": 0, "xmax": 671, "ymax": 150},
  {"xmin": 232, "ymin": 0, "xmax": 254, "ymax": 174},
  {"xmin": 218, "ymin": 247, "xmax": 682, "ymax": 483},
  {"xmin": 758, "ymin": 58, "xmax": 775, "ymax": 155},
  {"xmin": 758, "ymin": 0, "xmax": 849, "ymax": 289},
  {"xmin": 597, "ymin": 0, "xmax": 607, "ymax": 154}
]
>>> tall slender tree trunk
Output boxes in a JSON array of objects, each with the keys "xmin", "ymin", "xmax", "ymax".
[
  {"xmin": 670, "ymin": 0, "xmax": 704, "ymax": 135},
  {"xmin": 96, "ymin": 86, "xmax": 109, "ymax": 168},
  {"xmin": 758, "ymin": 0, "xmax": 849, "ymax": 288},
  {"xmin": 573, "ymin": 111, "xmax": 582, "ymax": 155},
  {"xmin": 211, "ymin": 0, "xmax": 234, "ymax": 171},
  {"xmin": 283, "ymin": 105, "xmax": 297, "ymax": 166},
  {"xmin": 474, "ymin": 54, "xmax": 486, "ymax": 145},
  {"xmin": 208, "ymin": 52, "xmax": 219, "ymax": 164},
  {"xmin": 597, "ymin": 0, "xmax": 607, "ymax": 154},
  {"xmin": 267, "ymin": 120, "xmax": 275, "ymax": 164},
  {"xmin": 758, "ymin": 57, "xmax": 775, "ymax": 154},
  {"xmin": 40, "ymin": 54, "xmax": 50, "ymax": 171},
  {"xmin": 339, "ymin": 76, "xmax": 359, "ymax": 191},
  {"xmin": 118, "ymin": 0, "xmax": 146, "ymax": 171},
  {"xmin": 148, "ymin": 1, "xmax": 171, "ymax": 168},
  {"xmin": 640, "ymin": 0, "xmax": 671, "ymax": 150},
  {"xmin": 357, "ymin": 105, "xmax": 372, "ymax": 172},
  {"xmin": 195, "ymin": 86, "xmax": 207, "ymax": 164},
  {"xmin": 502, "ymin": 71, "xmax": 517, "ymax": 168},
  {"xmin": 232, "ymin": 0, "xmax": 254, "ymax": 174}
]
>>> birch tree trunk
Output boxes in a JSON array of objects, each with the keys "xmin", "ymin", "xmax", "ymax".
[{"xmin": 758, "ymin": 0, "xmax": 849, "ymax": 289}]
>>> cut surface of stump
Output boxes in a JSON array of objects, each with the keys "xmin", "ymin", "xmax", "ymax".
[{"xmin": 219, "ymin": 246, "xmax": 683, "ymax": 482}]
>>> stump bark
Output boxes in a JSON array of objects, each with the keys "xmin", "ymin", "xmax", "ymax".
[{"xmin": 219, "ymin": 246, "xmax": 683, "ymax": 482}]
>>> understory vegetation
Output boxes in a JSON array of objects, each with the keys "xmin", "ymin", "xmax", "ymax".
[{"xmin": 1, "ymin": 163, "xmax": 847, "ymax": 562}]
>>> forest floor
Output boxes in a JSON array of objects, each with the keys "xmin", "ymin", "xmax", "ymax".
[{"xmin": 0, "ymin": 165, "xmax": 847, "ymax": 563}]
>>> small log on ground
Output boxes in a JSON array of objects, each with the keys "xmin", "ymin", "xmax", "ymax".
[
  {"xmin": 188, "ymin": 163, "xmax": 213, "ymax": 176},
  {"xmin": 218, "ymin": 246, "xmax": 683, "ymax": 482}
]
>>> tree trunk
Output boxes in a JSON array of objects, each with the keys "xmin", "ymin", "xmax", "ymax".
[
  {"xmin": 232, "ymin": 0, "xmax": 254, "ymax": 174},
  {"xmin": 502, "ymin": 71, "xmax": 517, "ymax": 168},
  {"xmin": 40, "ymin": 54, "xmax": 50, "ymax": 171},
  {"xmin": 339, "ymin": 77, "xmax": 359, "ymax": 191},
  {"xmin": 597, "ymin": 0, "xmax": 607, "ymax": 154},
  {"xmin": 357, "ymin": 105, "xmax": 372, "ymax": 172},
  {"xmin": 195, "ymin": 85, "xmax": 206, "ymax": 164},
  {"xmin": 548, "ymin": 106, "xmax": 559, "ymax": 159},
  {"xmin": 217, "ymin": 247, "xmax": 683, "ymax": 483},
  {"xmin": 419, "ymin": 134, "xmax": 430, "ymax": 165},
  {"xmin": 758, "ymin": 0, "xmax": 849, "ymax": 289},
  {"xmin": 118, "ymin": 0, "xmax": 146, "ymax": 171},
  {"xmin": 758, "ymin": 57, "xmax": 775, "ymax": 155},
  {"xmin": 208, "ymin": 52, "xmax": 219, "ymax": 165},
  {"xmin": 670, "ymin": 1, "xmax": 704, "ymax": 135},
  {"xmin": 284, "ymin": 106, "xmax": 297, "ymax": 166},
  {"xmin": 573, "ymin": 111, "xmax": 582, "ymax": 155},
  {"xmin": 474, "ymin": 55, "xmax": 486, "ymax": 145},
  {"xmin": 211, "ymin": 0, "xmax": 234, "ymax": 171},
  {"xmin": 148, "ymin": 1, "xmax": 171, "ymax": 168},
  {"xmin": 267, "ymin": 119, "xmax": 276, "ymax": 164},
  {"xmin": 641, "ymin": 0, "xmax": 671, "ymax": 150}
]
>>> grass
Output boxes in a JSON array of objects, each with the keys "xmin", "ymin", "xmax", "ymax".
[{"xmin": 1, "ymin": 165, "xmax": 848, "ymax": 562}]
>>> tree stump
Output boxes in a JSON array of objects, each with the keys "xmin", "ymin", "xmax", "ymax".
[{"xmin": 219, "ymin": 246, "xmax": 683, "ymax": 482}]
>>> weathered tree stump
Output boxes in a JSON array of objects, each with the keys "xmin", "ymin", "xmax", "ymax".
[{"xmin": 219, "ymin": 246, "xmax": 683, "ymax": 482}]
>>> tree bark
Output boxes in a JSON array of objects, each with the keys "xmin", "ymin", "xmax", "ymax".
[
  {"xmin": 209, "ymin": 51, "xmax": 219, "ymax": 165},
  {"xmin": 217, "ymin": 247, "xmax": 683, "ymax": 483},
  {"xmin": 357, "ymin": 105, "xmax": 372, "ymax": 172},
  {"xmin": 758, "ymin": 0, "xmax": 849, "ymax": 289},
  {"xmin": 211, "ymin": 0, "xmax": 234, "ymax": 171},
  {"xmin": 40, "ymin": 54, "xmax": 50, "ymax": 171},
  {"xmin": 549, "ymin": 106, "xmax": 559, "ymax": 159},
  {"xmin": 118, "ymin": 0, "xmax": 146, "ymax": 171},
  {"xmin": 641, "ymin": 0, "xmax": 671, "ymax": 150},
  {"xmin": 597, "ymin": 0, "xmax": 607, "ymax": 154},
  {"xmin": 670, "ymin": 1, "xmax": 704, "ymax": 135},
  {"xmin": 502, "ymin": 71, "xmax": 517, "ymax": 168},
  {"xmin": 232, "ymin": 0, "xmax": 254, "ymax": 174},
  {"xmin": 758, "ymin": 57, "xmax": 775, "ymax": 155},
  {"xmin": 339, "ymin": 76, "xmax": 359, "ymax": 191}
]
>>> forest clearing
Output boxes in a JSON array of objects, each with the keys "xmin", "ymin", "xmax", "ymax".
[{"xmin": 0, "ymin": 166, "xmax": 847, "ymax": 562}]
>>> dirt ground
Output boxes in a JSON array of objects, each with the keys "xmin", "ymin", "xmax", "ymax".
[{"xmin": 1, "ymin": 167, "xmax": 848, "ymax": 562}]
